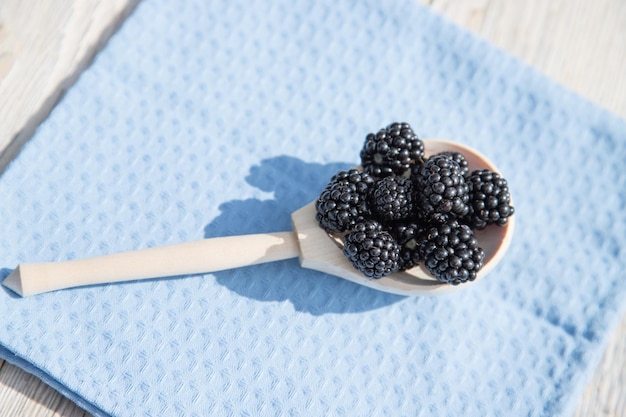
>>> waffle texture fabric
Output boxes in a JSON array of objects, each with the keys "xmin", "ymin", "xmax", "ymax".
[{"xmin": 1, "ymin": 0, "xmax": 625, "ymax": 416}]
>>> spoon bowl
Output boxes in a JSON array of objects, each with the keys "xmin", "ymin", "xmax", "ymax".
[
  {"xmin": 292, "ymin": 139, "xmax": 514, "ymax": 295},
  {"xmin": 3, "ymin": 139, "xmax": 514, "ymax": 297}
]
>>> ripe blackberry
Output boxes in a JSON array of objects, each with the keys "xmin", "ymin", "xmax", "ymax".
[
  {"xmin": 465, "ymin": 169, "xmax": 515, "ymax": 230},
  {"xmin": 316, "ymin": 169, "xmax": 375, "ymax": 233},
  {"xmin": 369, "ymin": 176, "xmax": 416, "ymax": 224},
  {"xmin": 360, "ymin": 122, "xmax": 424, "ymax": 177},
  {"xmin": 343, "ymin": 220, "xmax": 400, "ymax": 278},
  {"xmin": 435, "ymin": 151, "xmax": 470, "ymax": 178},
  {"xmin": 390, "ymin": 221, "xmax": 426, "ymax": 270},
  {"xmin": 414, "ymin": 154, "xmax": 469, "ymax": 223},
  {"xmin": 418, "ymin": 221, "xmax": 485, "ymax": 285}
]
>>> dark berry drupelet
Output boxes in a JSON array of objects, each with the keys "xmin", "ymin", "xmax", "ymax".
[
  {"xmin": 464, "ymin": 169, "xmax": 515, "ymax": 230},
  {"xmin": 316, "ymin": 169, "xmax": 375, "ymax": 233},
  {"xmin": 390, "ymin": 221, "xmax": 426, "ymax": 270},
  {"xmin": 343, "ymin": 220, "xmax": 400, "ymax": 279},
  {"xmin": 414, "ymin": 154, "xmax": 470, "ymax": 223},
  {"xmin": 418, "ymin": 221, "xmax": 485, "ymax": 285},
  {"xmin": 369, "ymin": 176, "xmax": 416, "ymax": 225},
  {"xmin": 435, "ymin": 151, "xmax": 470, "ymax": 178},
  {"xmin": 360, "ymin": 122, "xmax": 424, "ymax": 177}
]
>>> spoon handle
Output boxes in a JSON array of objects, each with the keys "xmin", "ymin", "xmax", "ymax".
[{"xmin": 3, "ymin": 232, "xmax": 299, "ymax": 297}]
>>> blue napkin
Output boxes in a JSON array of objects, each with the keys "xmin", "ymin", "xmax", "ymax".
[{"xmin": 1, "ymin": 0, "xmax": 625, "ymax": 415}]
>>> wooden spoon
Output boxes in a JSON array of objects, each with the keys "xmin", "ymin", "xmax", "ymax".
[{"xmin": 2, "ymin": 139, "xmax": 514, "ymax": 297}]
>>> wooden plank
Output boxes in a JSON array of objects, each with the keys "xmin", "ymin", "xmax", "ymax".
[
  {"xmin": 0, "ymin": 0, "xmax": 140, "ymax": 172},
  {"xmin": 430, "ymin": 0, "xmax": 626, "ymax": 118},
  {"xmin": 577, "ymin": 318, "xmax": 626, "ymax": 417},
  {"xmin": 0, "ymin": 361, "xmax": 85, "ymax": 417}
]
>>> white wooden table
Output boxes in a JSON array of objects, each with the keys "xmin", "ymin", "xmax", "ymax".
[{"xmin": 0, "ymin": 1, "xmax": 624, "ymax": 415}]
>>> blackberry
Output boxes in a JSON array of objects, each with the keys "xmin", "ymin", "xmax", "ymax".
[
  {"xmin": 343, "ymin": 220, "xmax": 400, "ymax": 278},
  {"xmin": 435, "ymin": 151, "xmax": 470, "ymax": 178},
  {"xmin": 414, "ymin": 154, "xmax": 470, "ymax": 223},
  {"xmin": 464, "ymin": 169, "xmax": 515, "ymax": 230},
  {"xmin": 369, "ymin": 176, "xmax": 416, "ymax": 224},
  {"xmin": 316, "ymin": 169, "xmax": 375, "ymax": 233},
  {"xmin": 418, "ymin": 221, "xmax": 485, "ymax": 285},
  {"xmin": 390, "ymin": 221, "xmax": 426, "ymax": 270},
  {"xmin": 360, "ymin": 122, "xmax": 424, "ymax": 177}
]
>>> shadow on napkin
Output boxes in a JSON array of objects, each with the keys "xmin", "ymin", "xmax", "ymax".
[{"xmin": 204, "ymin": 156, "xmax": 405, "ymax": 315}]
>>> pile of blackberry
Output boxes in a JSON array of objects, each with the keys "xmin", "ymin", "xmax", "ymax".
[{"xmin": 316, "ymin": 122, "xmax": 514, "ymax": 284}]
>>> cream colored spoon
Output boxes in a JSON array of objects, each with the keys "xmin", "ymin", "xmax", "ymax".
[{"xmin": 2, "ymin": 139, "xmax": 514, "ymax": 297}]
